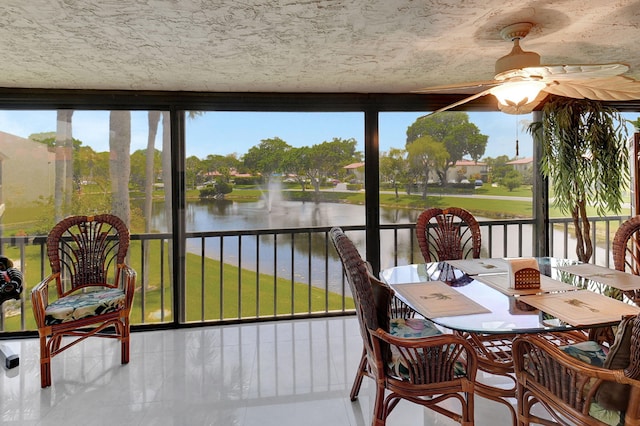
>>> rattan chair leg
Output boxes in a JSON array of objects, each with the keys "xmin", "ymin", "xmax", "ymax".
[
  {"xmin": 39, "ymin": 335, "xmax": 51, "ymax": 388},
  {"xmin": 350, "ymin": 348, "xmax": 368, "ymax": 401},
  {"xmin": 121, "ymin": 318, "xmax": 130, "ymax": 364},
  {"xmin": 372, "ymin": 383, "xmax": 387, "ymax": 426}
]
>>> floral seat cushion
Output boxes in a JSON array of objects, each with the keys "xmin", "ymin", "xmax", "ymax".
[
  {"xmin": 44, "ymin": 288, "xmax": 125, "ymax": 326},
  {"xmin": 390, "ymin": 317, "xmax": 441, "ymax": 338}
]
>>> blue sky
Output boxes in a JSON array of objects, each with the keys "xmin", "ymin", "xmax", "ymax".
[
  {"xmin": 0, "ymin": 109, "xmax": 637, "ymax": 161},
  {"xmin": 186, "ymin": 111, "xmax": 536, "ymax": 160}
]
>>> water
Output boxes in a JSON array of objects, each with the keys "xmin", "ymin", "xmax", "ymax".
[
  {"xmin": 149, "ymin": 198, "xmax": 421, "ymax": 290},
  {"xmin": 149, "ymin": 198, "xmax": 603, "ymax": 292}
]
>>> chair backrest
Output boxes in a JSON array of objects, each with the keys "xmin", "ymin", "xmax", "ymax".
[
  {"xmin": 416, "ymin": 207, "xmax": 481, "ymax": 263},
  {"xmin": 613, "ymin": 215, "xmax": 640, "ymax": 275},
  {"xmin": 330, "ymin": 227, "xmax": 381, "ymax": 331},
  {"xmin": 330, "ymin": 226, "xmax": 396, "ymax": 369},
  {"xmin": 47, "ymin": 214, "xmax": 130, "ymax": 296}
]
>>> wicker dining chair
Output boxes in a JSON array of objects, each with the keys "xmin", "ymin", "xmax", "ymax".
[
  {"xmin": 415, "ymin": 207, "xmax": 482, "ymax": 263},
  {"xmin": 513, "ymin": 314, "xmax": 640, "ymax": 426},
  {"xmin": 613, "ymin": 215, "xmax": 640, "ymax": 304},
  {"xmin": 31, "ymin": 214, "xmax": 137, "ymax": 387},
  {"xmin": 415, "ymin": 207, "xmax": 523, "ymax": 419},
  {"xmin": 330, "ymin": 227, "xmax": 477, "ymax": 425}
]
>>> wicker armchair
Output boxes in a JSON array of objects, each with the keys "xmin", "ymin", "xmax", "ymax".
[
  {"xmin": 31, "ymin": 214, "xmax": 136, "ymax": 387},
  {"xmin": 415, "ymin": 207, "xmax": 481, "ymax": 263},
  {"xmin": 613, "ymin": 215, "xmax": 640, "ymax": 304},
  {"xmin": 330, "ymin": 227, "xmax": 477, "ymax": 425},
  {"xmin": 415, "ymin": 207, "xmax": 523, "ymax": 419},
  {"xmin": 513, "ymin": 315, "xmax": 640, "ymax": 426}
]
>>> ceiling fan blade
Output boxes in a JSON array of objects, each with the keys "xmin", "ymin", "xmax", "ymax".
[
  {"xmin": 419, "ymin": 88, "xmax": 495, "ymax": 118},
  {"xmin": 542, "ymin": 76, "xmax": 640, "ymax": 101},
  {"xmin": 412, "ymin": 80, "xmax": 499, "ymax": 94},
  {"xmin": 497, "ymin": 63, "xmax": 629, "ymax": 82}
]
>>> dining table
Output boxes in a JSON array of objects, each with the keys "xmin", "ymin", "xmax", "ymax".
[{"xmin": 379, "ymin": 257, "xmax": 640, "ymax": 425}]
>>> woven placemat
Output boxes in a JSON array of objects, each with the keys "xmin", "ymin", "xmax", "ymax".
[{"xmin": 392, "ymin": 281, "xmax": 491, "ymax": 318}]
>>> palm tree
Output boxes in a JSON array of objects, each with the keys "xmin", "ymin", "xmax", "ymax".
[
  {"xmin": 109, "ymin": 111, "xmax": 132, "ymax": 225},
  {"xmin": 54, "ymin": 110, "xmax": 74, "ymax": 222}
]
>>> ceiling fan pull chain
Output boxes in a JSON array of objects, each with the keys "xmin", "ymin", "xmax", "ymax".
[{"xmin": 515, "ymin": 116, "xmax": 519, "ymax": 156}]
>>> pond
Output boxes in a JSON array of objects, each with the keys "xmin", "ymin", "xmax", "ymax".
[{"xmin": 146, "ymin": 198, "xmax": 599, "ymax": 292}]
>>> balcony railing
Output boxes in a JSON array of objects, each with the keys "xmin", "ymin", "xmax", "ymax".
[{"xmin": 0, "ymin": 215, "xmax": 628, "ymax": 334}]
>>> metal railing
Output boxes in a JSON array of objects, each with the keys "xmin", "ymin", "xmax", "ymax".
[{"xmin": 0, "ymin": 215, "xmax": 629, "ymax": 334}]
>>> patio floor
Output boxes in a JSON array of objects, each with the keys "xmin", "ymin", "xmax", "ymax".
[{"xmin": 1, "ymin": 316, "xmax": 515, "ymax": 425}]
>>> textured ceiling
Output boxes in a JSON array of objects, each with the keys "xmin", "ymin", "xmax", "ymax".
[{"xmin": 1, "ymin": 0, "xmax": 639, "ymax": 93}]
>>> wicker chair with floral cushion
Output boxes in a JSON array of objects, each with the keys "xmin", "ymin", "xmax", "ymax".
[
  {"xmin": 613, "ymin": 215, "xmax": 640, "ymax": 305},
  {"xmin": 513, "ymin": 314, "xmax": 640, "ymax": 426},
  {"xmin": 330, "ymin": 227, "xmax": 477, "ymax": 425},
  {"xmin": 31, "ymin": 214, "xmax": 136, "ymax": 387}
]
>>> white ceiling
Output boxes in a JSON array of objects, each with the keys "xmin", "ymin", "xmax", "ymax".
[{"xmin": 1, "ymin": 0, "xmax": 639, "ymax": 93}]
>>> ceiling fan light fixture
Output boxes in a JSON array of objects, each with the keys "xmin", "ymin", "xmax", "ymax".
[{"xmin": 490, "ymin": 80, "xmax": 546, "ymax": 107}]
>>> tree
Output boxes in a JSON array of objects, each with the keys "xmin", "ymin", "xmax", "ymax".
[
  {"xmin": 485, "ymin": 155, "xmax": 512, "ymax": 183},
  {"xmin": 501, "ymin": 170, "xmax": 522, "ymax": 192},
  {"xmin": 109, "ymin": 111, "xmax": 131, "ymax": 224},
  {"xmin": 379, "ymin": 147, "xmax": 407, "ymax": 199},
  {"xmin": 302, "ymin": 138, "xmax": 359, "ymax": 194},
  {"xmin": 185, "ymin": 155, "xmax": 203, "ymax": 189},
  {"xmin": 406, "ymin": 135, "xmax": 449, "ymax": 199},
  {"xmin": 52, "ymin": 111, "xmax": 74, "ymax": 221},
  {"xmin": 529, "ymin": 96, "xmax": 629, "ymax": 262},
  {"xmin": 281, "ymin": 146, "xmax": 312, "ymax": 191},
  {"xmin": 144, "ymin": 111, "xmax": 161, "ymax": 235},
  {"xmin": 243, "ymin": 137, "xmax": 291, "ymax": 178},
  {"xmin": 406, "ymin": 112, "xmax": 488, "ymax": 185},
  {"xmin": 250, "ymin": 137, "xmax": 359, "ymax": 197},
  {"xmin": 131, "ymin": 148, "xmax": 161, "ymax": 191}
]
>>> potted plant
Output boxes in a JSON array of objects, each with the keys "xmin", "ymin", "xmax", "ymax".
[{"xmin": 529, "ymin": 96, "xmax": 629, "ymax": 263}]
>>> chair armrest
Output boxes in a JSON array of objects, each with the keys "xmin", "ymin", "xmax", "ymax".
[
  {"xmin": 372, "ymin": 327, "xmax": 478, "ymax": 383},
  {"xmin": 513, "ymin": 335, "xmax": 640, "ymax": 415},
  {"xmin": 30, "ymin": 274, "xmax": 57, "ymax": 328},
  {"xmin": 119, "ymin": 263, "xmax": 137, "ymax": 310}
]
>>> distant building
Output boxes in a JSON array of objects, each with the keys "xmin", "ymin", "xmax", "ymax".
[
  {"xmin": 507, "ymin": 157, "xmax": 534, "ymax": 173},
  {"xmin": 0, "ymin": 131, "xmax": 55, "ymax": 211},
  {"xmin": 343, "ymin": 162, "xmax": 364, "ymax": 182},
  {"xmin": 443, "ymin": 159, "xmax": 488, "ymax": 183}
]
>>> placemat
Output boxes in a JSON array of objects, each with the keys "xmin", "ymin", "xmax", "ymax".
[
  {"xmin": 392, "ymin": 281, "xmax": 491, "ymax": 318},
  {"xmin": 445, "ymin": 258, "xmax": 509, "ymax": 275},
  {"xmin": 476, "ymin": 273, "xmax": 578, "ymax": 296},
  {"xmin": 518, "ymin": 290, "xmax": 640, "ymax": 326},
  {"xmin": 557, "ymin": 263, "xmax": 640, "ymax": 291}
]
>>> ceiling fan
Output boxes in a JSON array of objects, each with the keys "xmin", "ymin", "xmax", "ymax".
[{"xmin": 415, "ymin": 22, "xmax": 640, "ymax": 115}]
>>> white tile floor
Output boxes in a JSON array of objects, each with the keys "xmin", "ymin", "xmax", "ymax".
[{"xmin": 0, "ymin": 317, "xmax": 516, "ymax": 425}]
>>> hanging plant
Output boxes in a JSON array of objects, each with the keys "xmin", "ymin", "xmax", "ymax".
[{"xmin": 529, "ymin": 96, "xmax": 629, "ymax": 263}]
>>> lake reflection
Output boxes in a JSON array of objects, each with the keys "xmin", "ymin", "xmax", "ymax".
[{"xmin": 149, "ymin": 199, "xmax": 422, "ymax": 290}]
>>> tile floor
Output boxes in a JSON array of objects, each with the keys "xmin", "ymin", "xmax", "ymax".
[{"xmin": 0, "ymin": 317, "xmax": 519, "ymax": 425}]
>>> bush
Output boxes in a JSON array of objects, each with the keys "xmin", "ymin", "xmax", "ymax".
[
  {"xmin": 199, "ymin": 181, "xmax": 233, "ymax": 199},
  {"xmin": 216, "ymin": 182, "xmax": 233, "ymax": 195},
  {"xmin": 233, "ymin": 175, "xmax": 263, "ymax": 185}
]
